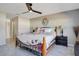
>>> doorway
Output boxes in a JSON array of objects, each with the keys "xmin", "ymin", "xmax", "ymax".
[{"xmin": 9, "ymin": 16, "xmax": 18, "ymax": 47}]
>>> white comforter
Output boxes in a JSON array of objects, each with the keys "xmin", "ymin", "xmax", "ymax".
[{"xmin": 17, "ymin": 33, "xmax": 56, "ymax": 49}]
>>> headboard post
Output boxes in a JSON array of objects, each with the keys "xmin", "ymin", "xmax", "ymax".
[{"xmin": 42, "ymin": 36, "xmax": 47, "ymax": 56}]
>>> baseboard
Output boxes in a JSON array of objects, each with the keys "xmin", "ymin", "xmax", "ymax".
[
  {"xmin": 0, "ymin": 44, "xmax": 6, "ymax": 46},
  {"xmin": 68, "ymin": 44, "xmax": 74, "ymax": 47}
]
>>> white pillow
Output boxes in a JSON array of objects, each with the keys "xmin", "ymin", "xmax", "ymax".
[{"xmin": 44, "ymin": 28, "xmax": 52, "ymax": 33}]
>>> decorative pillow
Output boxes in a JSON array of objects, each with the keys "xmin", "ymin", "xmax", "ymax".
[
  {"xmin": 44, "ymin": 28, "xmax": 52, "ymax": 33},
  {"xmin": 33, "ymin": 27, "xmax": 55, "ymax": 34}
]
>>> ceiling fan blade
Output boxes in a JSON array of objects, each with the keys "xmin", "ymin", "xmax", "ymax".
[
  {"xmin": 16, "ymin": 11, "xmax": 29, "ymax": 15},
  {"xmin": 32, "ymin": 9, "xmax": 42, "ymax": 14}
]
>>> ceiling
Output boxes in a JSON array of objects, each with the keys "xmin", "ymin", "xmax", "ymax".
[{"xmin": 0, "ymin": 3, "xmax": 79, "ymax": 19}]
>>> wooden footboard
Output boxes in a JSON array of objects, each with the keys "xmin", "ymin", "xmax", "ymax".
[
  {"xmin": 41, "ymin": 36, "xmax": 47, "ymax": 56},
  {"xmin": 41, "ymin": 36, "xmax": 55, "ymax": 56}
]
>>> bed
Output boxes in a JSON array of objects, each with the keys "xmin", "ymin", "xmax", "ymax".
[{"xmin": 16, "ymin": 27, "xmax": 56, "ymax": 56}]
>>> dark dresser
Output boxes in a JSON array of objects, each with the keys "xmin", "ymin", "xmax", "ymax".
[
  {"xmin": 74, "ymin": 41, "xmax": 79, "ymax": 56},
  {"xmin": 55, "ymin": 36, "xmax": 68, "ymax": 46}
]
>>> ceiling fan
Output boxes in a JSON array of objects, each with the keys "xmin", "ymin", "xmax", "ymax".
[{"xmin": 18, "ymin": 3, "xmax": 42, "ymax": 15}]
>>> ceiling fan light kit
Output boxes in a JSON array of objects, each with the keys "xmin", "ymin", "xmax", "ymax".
[{"xmin": 29, "ymin": 10, "xmax": 32, "ymax": 12}]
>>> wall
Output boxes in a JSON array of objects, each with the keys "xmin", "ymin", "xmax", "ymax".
[
  {"xmin": 30, "ymin": 9, "xmax": 79, "ymax": 47},
  {"xmin": 10, "ymin": 16, "xmax": 30, "ymax": 36},
  {"xmin": 0, "ymin": 12, "xmax": 6, "ymax": 45},
  {"xmin": 18, "ymin": 16, "xmax": 30, "ymax": 35}
]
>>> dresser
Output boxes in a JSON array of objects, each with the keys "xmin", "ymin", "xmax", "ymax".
[
  {"xmin": 55, "ymin": 36, "xmax": 68, "ymax": 46},
  {"xmin": 74, "ymin": 41, "xmax": 79, "ymax": 56}
]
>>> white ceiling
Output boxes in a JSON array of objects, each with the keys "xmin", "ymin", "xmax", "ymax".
[{"xmin": 0, "ymin": 3, "xmax": 79, "ymax": 19}]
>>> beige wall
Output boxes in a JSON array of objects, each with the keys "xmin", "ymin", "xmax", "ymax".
[
  {"xmin": 30, "ymin": 10, "xmax": 79, "ymax": 29},
  {"xmin": 18, "ymin": 16, "xmax": 30, "ymax": 35},
  {"xmin": 10, "ymin": 16, "xmax": 18, "ymax": 39},
  {"xmin": 30, "ymin": 9, "xmax": 79, "ymax": 47},
  {"xmin": 10, "ymin": 16, "xmax": 30, "ymax": 38}
]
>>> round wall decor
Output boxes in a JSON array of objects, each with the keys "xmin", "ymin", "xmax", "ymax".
[{"xmin": 42, "ymin": 17, "xmax": 48, "ymax": 26}]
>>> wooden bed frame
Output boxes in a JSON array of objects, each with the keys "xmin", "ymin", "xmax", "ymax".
[{"xmin": 16, "ymin": 36, "xmax": 55, "ymax": 56}]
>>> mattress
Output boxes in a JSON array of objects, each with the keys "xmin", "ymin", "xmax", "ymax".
[{"xmin": 17, "ymin": 33, "xmax": 56, "ymax": 49}]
